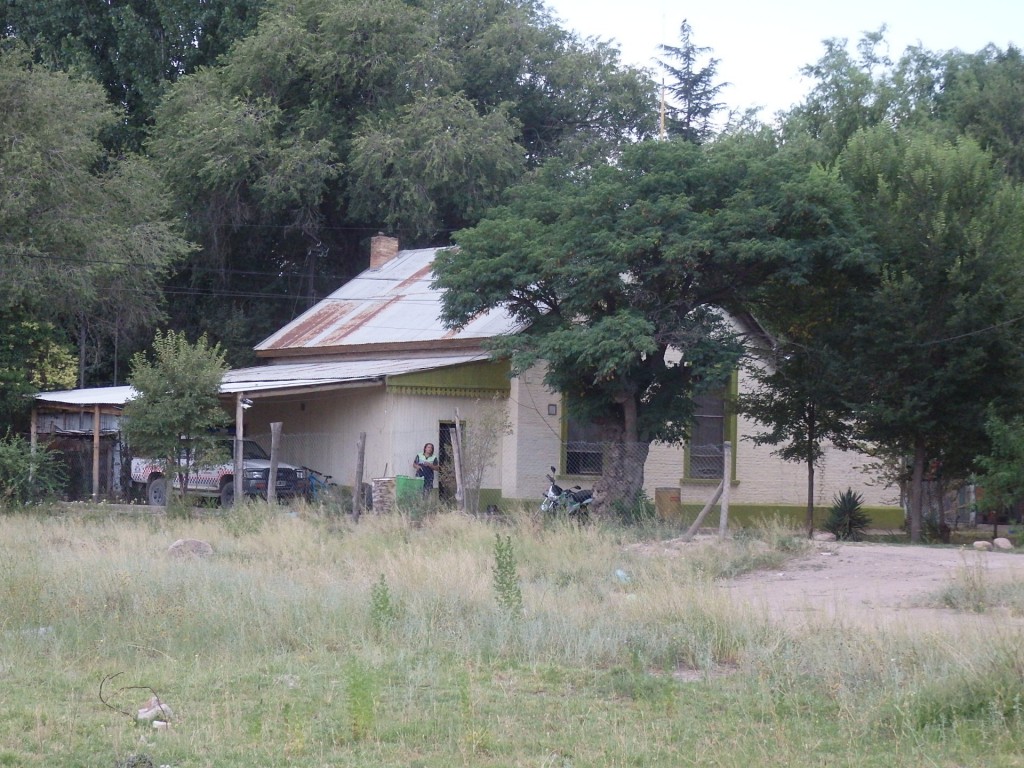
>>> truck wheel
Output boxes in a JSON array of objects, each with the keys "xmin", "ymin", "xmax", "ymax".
[
  {"xmin": 220, "ymin": 480, "xmax": 235, "ymax": 508},
  {"xmin": 147, "ymin": 477, "xmax": 167, "ymax": 506}
]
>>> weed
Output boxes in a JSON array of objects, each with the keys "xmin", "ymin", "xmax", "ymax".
[
  {"xmin": 369, "ymin": 573, "xmax": 400, "ymax": 637},
  {"xmin": 344, "ymin": 657, "xmax": 376, "ymax": 741},
  {"xmin": 220, "ymin": 498, "xmax": 272, "ymax": 536},
  {"xmin": 492, "ymin": 532, "xmax": 523, "ymax": 618}
]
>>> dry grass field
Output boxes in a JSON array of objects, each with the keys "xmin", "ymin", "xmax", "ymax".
[{"xmin": 2, "ymin": 504, "xmax": 1024, "ymax": 767}]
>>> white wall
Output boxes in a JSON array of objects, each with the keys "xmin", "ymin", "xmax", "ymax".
[{"xmin": 507, "ymin": 364, "xmax": 899, "ymax": 509}]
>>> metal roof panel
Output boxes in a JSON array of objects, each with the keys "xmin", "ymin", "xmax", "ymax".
[{"xmin": 255, "ymin": 248, "xmax": 519, "ymax": 352}]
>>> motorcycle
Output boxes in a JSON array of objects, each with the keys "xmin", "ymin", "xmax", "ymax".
[{"xmin": 541, "ymin": 466, "xmax": 593, "ymax": 522}]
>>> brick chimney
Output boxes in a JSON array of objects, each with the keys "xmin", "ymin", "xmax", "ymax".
[{"xmin": 370, "ymin": 234, "xmax": 399, "ymax": 269}]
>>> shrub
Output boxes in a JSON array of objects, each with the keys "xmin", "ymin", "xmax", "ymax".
[
  {"xmin": 492, "ymin": 533, "xmax": 523, "ymax": 617},
  {"xmin": 0, "ymin": 432, "xmax": 66, "ymax": 507},
  {"xmin": 823, "ymin": 488, "xmax": 870, "ymax": 541}
]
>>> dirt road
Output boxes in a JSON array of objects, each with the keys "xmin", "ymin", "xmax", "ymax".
[{"xmin": 720, "ymin": 541, "xmax": 1024, "ymax": 631}]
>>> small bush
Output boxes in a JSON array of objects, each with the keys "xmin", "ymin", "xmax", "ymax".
[
  {"xmin": 612, "ymin": 489, "xmax": 656, "ymax": 525},
  {"xmin": 369, "ymin": 573, "xmax": 400, "ymax": 637},
  {"xmin": 823, "ymin": 488, "xmax": 870, "ymax": 541},
  {"xmin": 0, "ymin": 432, "xmax": 66, "ymax": 507},
  {"xmin": 492, "ymin": 533, "xmax": 523, "ymax": 617}
]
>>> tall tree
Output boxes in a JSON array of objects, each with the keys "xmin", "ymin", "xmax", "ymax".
[
  {"xmin": 936, "ymin": 44, "xmax": 1024, "ymax": 182},
  {"xmin": 435, "ymin": 135, "xmax": 863, "ymax": 516},
  {"xmin": 0, "ymin": 0, "xmax": 266, "ymax": 151},
  {"xmin": 837, "ymin": 126, "xmax": 1024, "ymax": 542},
  {"xmin": 147, "ymin": 0, "xmax": 657, "ymax": 363},
  {"xmin": 0, "ymin": 46, "xmax": 192, "ymax": 394},
  {"xmin": 656, "ymin": 20, "xmax": 726, "ymax": 143},
  {"xmin": 739, "ymin": 153, "xmax": 873, "ymax": 535},
  {"xmin": 0, "ymin": 309, "xmax": 77, "ymax": 430}
]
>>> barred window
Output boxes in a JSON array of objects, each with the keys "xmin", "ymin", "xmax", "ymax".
[
  {"xmin": 566, "ymin": 415, "xmax": 603, "ymax": 475},
  {"xmin": 689, "ymin": 391, "xmax": 725, "ymax": 479}
]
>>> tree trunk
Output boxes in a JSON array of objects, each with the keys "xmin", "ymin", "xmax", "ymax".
[
  {"xmin": 805, "ymin": 407, "xmax": 816, "ymax": 538},
  {"xmin": 805, "ymin": 458, "xmax": 815, "ymax": 539},
  {"xmin": 590, "ymin": 395, "xmax": 650, "ymax": 518},
  {"xmin": 592, "ymin": 440, "xmax": 651, "ymax": 518},
  {"xmin": 909, "ymin": 438, "xmax": 926, "ymax": 543}
]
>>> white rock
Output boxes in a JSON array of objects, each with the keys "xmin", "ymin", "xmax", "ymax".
[
  {"xmin": 973, "ymin": 540, "xmax": 994, "ymax": 551},
  {"xmin": 813, "ymin": 532, "xmax": 837, "ymax": 542},
  {"xmin": 137, "ymin": 696, "xmax": 173, "ymax": 722},
  {"xmin": 993, "ymin": 537, "xmax": 1014, "ymax": 550},
  {"xmin": 167, "ymin": 538, "xmax": 213, "ymax": 557}
]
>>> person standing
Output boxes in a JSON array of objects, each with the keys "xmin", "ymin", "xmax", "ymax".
[{"xmin": 413, "ymin": 442, "xmax": 438, "ymax": 497}]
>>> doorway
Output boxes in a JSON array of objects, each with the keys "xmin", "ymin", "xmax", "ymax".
[{"xmin": 438, "ymin": 421, "xmax": 455, "ymax": 502}]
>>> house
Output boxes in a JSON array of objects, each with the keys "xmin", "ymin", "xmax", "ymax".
[
  {"xmin": 228, "ymin": 236, "xmax": 901, "ymax": 524},
  {"xmin": 30, "ymin": 236, "xmax": 899, "ymax": 522}
]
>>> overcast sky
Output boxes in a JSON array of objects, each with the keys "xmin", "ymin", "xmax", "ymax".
[{"xmin": 546, "ymin": 0, "xmax": 1023, "ymax": 118}]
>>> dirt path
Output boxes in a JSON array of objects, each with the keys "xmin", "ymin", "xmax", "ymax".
[{"xmin": 719, "ymin": 541, "xmax": 1024, "ymax": 632}]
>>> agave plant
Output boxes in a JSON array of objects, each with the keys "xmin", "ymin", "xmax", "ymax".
[{"xmin": 824, "ymin": 488, "xmax": 871, "ymax": 541}]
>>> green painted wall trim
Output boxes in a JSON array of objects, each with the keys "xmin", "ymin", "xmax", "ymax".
[
  {"xmin": 671, "ymin": 503, "xmax": 904, "ymax": 529},
  {"xmin": 387, "ymin": 359, "xmax": 511, "ymax": 396}
]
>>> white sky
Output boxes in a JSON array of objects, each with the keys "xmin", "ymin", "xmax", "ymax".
[{"xmin": 546, "ymin": 0, "xmax": 1024, "ymax": 118}]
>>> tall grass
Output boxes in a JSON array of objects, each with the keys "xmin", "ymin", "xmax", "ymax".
[{"xmin": 0, "ymin": 505, "xmax": 1021, "ymax": 767}]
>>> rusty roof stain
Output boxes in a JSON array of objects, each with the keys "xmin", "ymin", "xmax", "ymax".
[
  {"xmin": 318, "ymin": 295, "xmax": 402, "ymax": 346},
  {"xmin": 269, "ymin": 301, "xmax": 358, "ymax": 349}
]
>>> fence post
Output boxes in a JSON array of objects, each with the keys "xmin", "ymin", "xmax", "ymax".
[
  {"xmin": 452, "ymin": 409, "xmax": 465, "ymax": 512},
  {"xmin": 718, "ymin": 441, "xmax": 732, "ymax": 540},
  {"xmin": 353, "ymin": 431, "xmax": 366, "ymax": 520},
  {"xmin": 234, "ymin": 394, "xmax": 245, "ymax": 505},
  {"xmin": 92, "ymin": 405, "xmax": 101, "ymax": 501}
]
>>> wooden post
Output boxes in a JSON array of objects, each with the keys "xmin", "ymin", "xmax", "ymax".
[
  {"xmin": 266, "ymin": 421, "xmax": 282, "ymax": 505},
  {"xmin": 92, "ymin": 404, "xmax": 101, "ymax": 501},
  {"xmin": 718, "ymin": 441, "xmax": 732, "ymax": 540},
  {"xmin": 353, "ymin": 431, "xmax": 366, "ymax": 520},
  {"xmin": 682, "ymin": 481, "xmax": 724, "ymax": 542},
  {"xmin": 452, "ymin": 409, "xmax": 465, "ymax": 512},
  {"xmin": 268, "ymin": 422, "xmax": 282, "ymax": 504},
  {"xmin": 29, "ymin": 406, "xmax": 37, "ymax": 486},
  {"xmin": 234, "ymin": 394, "xmax": 244, "ymax": 505}
]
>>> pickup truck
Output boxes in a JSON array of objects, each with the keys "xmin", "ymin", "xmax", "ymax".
[{"xmin": 131, "ymin": 439, "xmax": 308, "ymax": 506}]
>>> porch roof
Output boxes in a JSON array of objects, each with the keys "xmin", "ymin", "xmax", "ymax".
[
  {"xmin": 33, "ymin": 385, "xmax": 135, "ymax": 409},
  {"xmin": 221, "ymin": 353, "xmax": 490, "ymax": 396}
]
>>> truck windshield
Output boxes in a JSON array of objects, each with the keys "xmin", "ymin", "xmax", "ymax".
[{"xmin": 242, "ymin": 440, "xmax": 270, "ymax": 460}]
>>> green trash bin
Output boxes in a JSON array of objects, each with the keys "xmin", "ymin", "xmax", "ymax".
[{"xmin": 395, "ymin": 474, "xmax": 424, "ymax": 507}]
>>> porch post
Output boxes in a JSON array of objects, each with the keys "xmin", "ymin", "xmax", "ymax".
[
  {"xmin": 234, "ymin": 393, "xmax": 245, "ymax": 504},
  {"xmin": 29, "ymin": 405, "xmax": 38, "ymax": 485},
  {"xmin": 92, "ymin": 404, "xmax": 101, "ymax": 501}
]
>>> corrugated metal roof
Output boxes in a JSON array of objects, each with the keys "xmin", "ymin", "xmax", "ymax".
[
  {"xmin": 34, "ymin": 385, "xmax": 136, "ymax": 407},
  {"xmin": 34, "ymin": 355, "xmax": 490, "ymax": 407},
  {"xmin": 255, "ymin": 247, "xmax": 519, "ymax": 353},
  {"xmin": 222, "ymin": 353, "xmax": 489, "ymax": 394}
]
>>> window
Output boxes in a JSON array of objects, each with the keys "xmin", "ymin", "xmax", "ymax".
[
  {"xmin": 688, "ymin": 390, "xmax": 725, "ymax": 479},
  {"xmin": 566, "ymin": 415, "xmax": 603, "ymax": 475}
]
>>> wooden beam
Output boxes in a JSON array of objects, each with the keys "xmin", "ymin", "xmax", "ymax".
[{"xmin": 92, "ymin": 404, "xmax": 101, "ymax": 501}]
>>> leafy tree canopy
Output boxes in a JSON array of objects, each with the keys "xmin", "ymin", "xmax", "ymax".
[
  {"xmin": 122, "ymin": 331, "xmax": 230, "ymax": 498},
  {"xmin": 0, "ymin": 0, "xmax": 266, "ymax": 151},
  {"xmin": 836, "ymin": 126, "xmax": 1024, "ymax": 539},
  {"xmin": 435, "ymin": 134, "xmax": 866, "ymax": 510},
  {"xmin": 0, "ymin": 45, "xmax": 193, "ymax": 387},
  {"xmin": 146, "ymin": 0, "xmax": 657, "ymax": 364}
]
